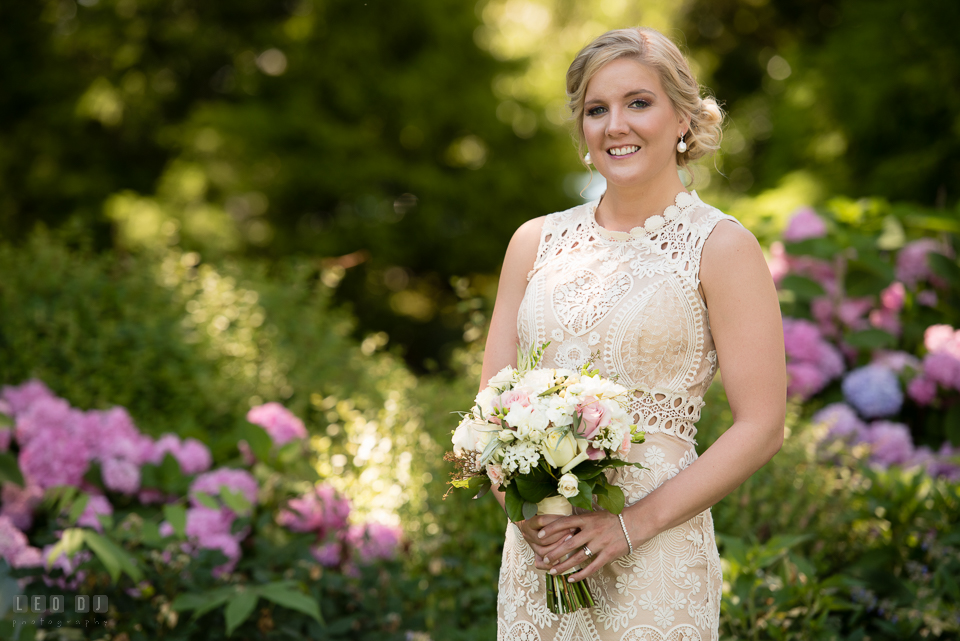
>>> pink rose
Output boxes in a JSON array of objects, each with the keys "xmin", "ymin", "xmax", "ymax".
[
  {"xmin": 619, "ymin": 432, "xmax": 632, "ymax": 456},
  {"xmin": 586, "ymin": 446, "xmax": 605, "ymax": 460},
  {"xmin": 576, "ymin": 396, "xmax": 611, "ymax": 440},
  {"xmin": 493, "ymin": 390, "xmax": 531, "ymax": 414},
  {"xmin": 486, "ymin": 464, "xmax": 505, "ymax": 487}
]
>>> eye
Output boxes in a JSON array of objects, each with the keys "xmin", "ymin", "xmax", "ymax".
[
  {"xmin": 629, "ymin": 99, "xmax": 650, "ymax": 109},
  {"xmin": 586, "ymin": 106, "xmax": 607, "ymax": 117}
]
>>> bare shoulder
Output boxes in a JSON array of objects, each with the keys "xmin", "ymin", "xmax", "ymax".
[
  {"xmin": 699, "ymin": 218, "xmax": 772, "ymax": 306},
  {"xmin": 503, "ymin": 215, "xmax": 547, "ymax": 273}
]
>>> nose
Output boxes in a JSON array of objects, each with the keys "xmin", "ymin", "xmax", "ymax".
[{"xmin": 606, "ymin": 106, "xmax": 629, "ymax": 136}]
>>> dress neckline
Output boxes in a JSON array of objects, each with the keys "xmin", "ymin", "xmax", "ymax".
[{"xmin": 587, "ymin": 190, "xmax": 700, "ymax": 242}]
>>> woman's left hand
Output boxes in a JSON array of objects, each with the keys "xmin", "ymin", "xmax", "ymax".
[{"xmin": 536, "ymin": 509, "xmax": 643, "ymax": 582}]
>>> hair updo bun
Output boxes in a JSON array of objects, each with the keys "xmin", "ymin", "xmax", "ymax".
[{"xmin": 566, "ymin": 27, "xmax": 725, "ymax": 178}]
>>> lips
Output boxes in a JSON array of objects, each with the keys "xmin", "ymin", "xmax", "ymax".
[{"xmin": 607, "ymin": 145, "xmax": 639, "ymax": 157}]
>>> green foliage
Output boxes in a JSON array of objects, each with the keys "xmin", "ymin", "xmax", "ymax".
[{"xmin": 680, "ymin": 0, "xmax": 960, "ymax": 206}]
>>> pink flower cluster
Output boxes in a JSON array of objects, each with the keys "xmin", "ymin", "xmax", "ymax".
[
  {"xmin": 273, "ymin": 483, "xmax": 400, "ymax": 571},
  {"xmin": 277, "ymin": 483, "xmax": 350, "ymax": 535},
  {"xmin": 783, "ymin": 207, "xmax": 828, "ymax": 243},
  {"xmin": 815, "ymin": 403, "xmax": 959, "ymax": 480},
  {"xmin": 145, "ymin": 434, "xmax": 213, "ymax": 476},
  {"xmin": 0, "ymin": 515, "xmax": 43, "ymax": 568},
  {"xmin": 246, "ymin": 402, "xmax": 308, "ymax": 447},
  {"xmin": 895, "ymin": 239, "xmax": 954, "ymax": 288},
  {"xmin": 783, "ymin": 318, "xmax": 845, "ymax": 399},
  {"xmin": 908, "ymin": 325, "xmax": 960, "ymax": 405}
]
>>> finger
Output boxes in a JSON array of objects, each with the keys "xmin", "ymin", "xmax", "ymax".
[
  {"xmin": 566, "ymin": 555, "xmax": 606, "ymax": 582},
  {"xmin": 538, "ymin": 528, "xmax": 576, "ymax": 546},
  {"xmin": 548, "ymin": 546, "xmax": 591, "ymax": 576},
  {"xmin": 538, "ymin": 515, "xmax": 582, "ymax": 540}
]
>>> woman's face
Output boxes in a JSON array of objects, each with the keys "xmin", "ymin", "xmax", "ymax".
[{"xmin": 582, "ymin": 57, "xmax": 685, "ymax": 190}]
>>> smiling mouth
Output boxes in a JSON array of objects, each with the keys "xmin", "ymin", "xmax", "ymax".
[{"xmin": 607, "ymin": 145, "xmax": 639, "ymax": 157}]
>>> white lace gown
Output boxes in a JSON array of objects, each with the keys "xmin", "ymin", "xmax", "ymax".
[{"xmin": 497, "ymin": 192, "xmax": 741, "ymax": 641}]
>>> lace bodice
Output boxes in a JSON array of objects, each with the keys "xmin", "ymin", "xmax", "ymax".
[{"xmin": 517, "ymin": 191, "xmax": 739, "ymax": 446}]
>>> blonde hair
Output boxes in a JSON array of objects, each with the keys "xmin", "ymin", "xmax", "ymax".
[{"xmin": 566, "ymin": 27, "xmax": 723, "ymax": 175}]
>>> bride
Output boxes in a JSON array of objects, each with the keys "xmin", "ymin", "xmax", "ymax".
[{"xmin": 479, "ymin": 27, "xmax": 787, "ymax": 641}]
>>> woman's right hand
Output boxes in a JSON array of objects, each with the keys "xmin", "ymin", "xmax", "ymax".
[{"xmin": 516, "ymin": 515, "xmax": 577, "ymax": 571}]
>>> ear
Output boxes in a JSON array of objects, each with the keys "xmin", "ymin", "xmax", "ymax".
[{"xmin": 677, "ymin": 113, "xmax": 691, "ymax": 138}]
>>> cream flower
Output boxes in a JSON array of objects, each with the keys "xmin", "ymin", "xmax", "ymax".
[{"xmin": 557, "ymin": 473, "xmax": 579, "ymax": 498}]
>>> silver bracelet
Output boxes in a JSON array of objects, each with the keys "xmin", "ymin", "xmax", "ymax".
[{"xmin": 618, "ymin": 513, "xmax": 634, "ymax": 555}]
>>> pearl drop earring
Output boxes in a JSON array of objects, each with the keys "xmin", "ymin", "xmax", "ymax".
[
  {"xmin": 584, "ymin": 153, "xmax": 593, "ymax": 164},
  {"xmin": 676, "ymin": 134, "xmax": 687, "ymax": 154}
]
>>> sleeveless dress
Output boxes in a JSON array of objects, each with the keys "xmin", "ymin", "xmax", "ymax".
[{"xmin": 497, "ymin": 191, "xmax": 741, "ymax": 641}]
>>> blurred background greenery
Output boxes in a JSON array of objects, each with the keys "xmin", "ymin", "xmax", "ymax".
[{"xmin": 2, "ymin": 0, "xmax": 959, "ymax": 639}]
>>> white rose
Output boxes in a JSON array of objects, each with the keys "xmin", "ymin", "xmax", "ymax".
[
  {"xmin": 488, "ymin": 365, "xmax": 517, "ymax": 390},
  {"xmin": 474, "ymin": 387, "xmax": 497, "ymax": 415},
  {"xmin": 452, "ymin": 418, "xmax": 481, "ymax": 454},
  {"xmin": 541, "ymin": 430, "xmax": 579, "ymax": 469},
  {"xmin": 516, "ymin": 368, "xmax": 556, "ymax": 395},
  {"xmin": 557, "ymin": 473, "xmax": 580, "ymax": 499}
]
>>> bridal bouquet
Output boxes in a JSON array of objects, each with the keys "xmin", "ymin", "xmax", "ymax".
[{"xmin": 445, "ymin": 343, "xmax": 645, "ymax": 614}]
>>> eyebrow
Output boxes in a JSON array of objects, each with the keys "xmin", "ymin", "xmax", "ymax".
[{"xmin": 585, "ymin": 89, "xmax": 656, "ymax": 107}]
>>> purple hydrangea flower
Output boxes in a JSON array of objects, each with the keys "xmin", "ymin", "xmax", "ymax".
[
  {"xmin": 922, "ymin": 353, "xmax": 960, "ymax": 390},
  {"xmin": 102, "ymin": 457, "xmax": 141, "ymax": 495},
  {"xmin": 277, "ymin": 483, "xmax": 351, "ymax": 536},
  {"xmin": 345, "ymin": 522, "xmax": 401, "ymax": 563},
  {"xmin": 42, "ymin": 544, "xmax": 91, "ymax": 591},
  {"xmin": 77, "ymin": 495, "xmax": 113, "ymax": 533},
  {"xmin": 0, "ymin": 428, "xmax": 10, "ymax": 453},
  {"xmin": 842, "ymin": 365, "xmax": 903, "ymax": 418},
  {"xmin": 896, "ymin": 239, "xmax": 952, "ymax": 287},
  {"xmin": 907, "ymin": 376, "xmax": 938, "ymax": 406},
  {"xmin": 863, "ymin": 421, "xmax": 914, "ymax": 467},
  {"xmin": 1, "ymin": 380, "xmax": 57, "ymax": 416},
  {"xmin": 0, "ymin": 515, "xmax": 43, "ymax": 568},
  {"xmin": 246, "ymin": 402, "xmax": 308, "ymax": 447},
  {"xmin": 311, "ymin": 541, "xmax": 342, "ymax": 567},
  {"xmin": 786, "ymin": 362, "xmax": 826, "ymax": 399},
  {"xmin": 190, "ymin": 468, "xmax": 258, "ymax": 508},
  {"xmin": 783, "ymin": 207, "xmax": 827, "ymax": 242},
  {"xmin": 147, "ymin": 434, "xmax": 212, "ymax": 475},
  {"xmin": 0, "ymin": 482, "xmax": 44, "ymax": 531},
  {"xmin": 813, "ymin": 403, "xmax": 867, "ymax": 442}
]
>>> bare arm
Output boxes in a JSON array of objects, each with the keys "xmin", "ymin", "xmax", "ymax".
[
  {"xmin": 541, "ymin": 220, "xmax": 787, "ymax": 579},
  {"xmin": 478, "ymin": 216, "xmax": 576, "ymax": 556}
]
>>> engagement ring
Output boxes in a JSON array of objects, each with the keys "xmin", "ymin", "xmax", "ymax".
[{"xmin": 583, "ymin": 546, "xmax": 593, "ymax": 557}]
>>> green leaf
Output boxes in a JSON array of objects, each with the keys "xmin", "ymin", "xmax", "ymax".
[
  {"xmin": 45, "ymin": 528, "xmax": 85, "ymax": 570},
  {"xmin": 84, "ymin": 531, "xmax": 143, "ymax": 583},
  {"xmin": 259, "ymin": 584, "xmax": 323, "ymax": 623},
  {"xmin": 779, "ymin": 275, "xmax": 826, "ymax": 300},
  {"xmin": 225, "ymin": 589, "xmax": 259, "ymax": 636},
  {"xmin": 171, "ymin": 587, "xmax": 235, "ymax": 619},
  {"xmin": 0, "ymin": 453, "xmax": 24, "ymax": 486},
  {"xmin": 844, "ymin": 329, "xmax": 897, "ymax": 349},
  {"xmin": 504, "ymin": 482, "xmax": 525, "ymax": 522},
  {"xmin": 220, "ymin": 486, "xmax": 252, "ymax": 514},
  {"xmin": 784, "ymin": 237, "xmax": 841, "ymax": 260},
  {"xmin": 595, "ymin": 483, "xmax": 625, "ymax": 515},
  {"xmin": 479, "ymin": 430, "xmax": 502, "ymax": 466},
  {"xmin": 66, "ymin": 492, "xmax": 90, "ymax": 526},
  {"xmin": 163, "ymin": 504, "xmax": 187, "ymax": 538},
  {"xmin": 515, "ymin": 469, "xmax": 558, "ymax": 504},
  {"xmin": 521, "ymin": 501, "xmax": 538, "ymax": 520},
  {"xmin": 240, "ymin": 421, "xmax": 274, "ymax": 460},
  {"xmin": 568, "ymin": 480, "xmax": 594, "ymax": 511},
  {"xmin": 193, "ymin": 491, "xmax": 220, "ymax": 510},
  {"xmin": 929, "ymin": 253, "xmax": 960, "ymax": 287}
]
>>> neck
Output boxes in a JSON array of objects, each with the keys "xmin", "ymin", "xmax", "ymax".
[{"xmin": 595, "ymin": 171, "xmax": 688, "ymax": 233}]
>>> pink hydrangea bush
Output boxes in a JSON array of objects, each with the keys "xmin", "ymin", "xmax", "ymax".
[
  {"xmin": 772, "ymin": 204, "xmax": 960, "ymax": 482},
  {"xmin": 0, "ymin": 379, "xmax": 403, "ymax": 598}
]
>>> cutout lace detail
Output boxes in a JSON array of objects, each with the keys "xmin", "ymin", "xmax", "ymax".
[{"xmin": 503, "ymin": 194, "xmax": 739, "ymax": 641}]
